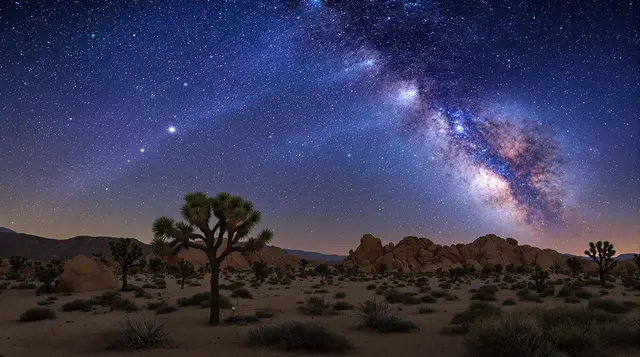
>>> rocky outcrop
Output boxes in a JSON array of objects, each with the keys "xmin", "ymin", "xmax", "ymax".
[
  {"xmin": 344, "ymin": 234, "xmax": 567, "ymax": 272},
  {"xmin": 56, "ymin": 255, "xmax": 119, "ymax": 292}
]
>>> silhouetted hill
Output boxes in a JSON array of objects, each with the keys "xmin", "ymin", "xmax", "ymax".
[
  {"xmin": 281, "ymin": 248, "xmax": 346, "ymax": 261},
  {"xmin": 561, "ymin": 253, "xmax": 634, "ymax": 261},
  {"xmin": 0, "ymin": 232, "xmax": 152, "ymax": 260},
  {"xmin": 0, "ymin": 227, "xmax": 16, "ymax": 233}
]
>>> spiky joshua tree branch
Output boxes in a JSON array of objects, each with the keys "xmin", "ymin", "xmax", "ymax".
[{"xmin": 152, "ymin": 192, "xmax": 273, "ymax": 325}]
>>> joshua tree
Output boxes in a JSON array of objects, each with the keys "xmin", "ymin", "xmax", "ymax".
[
  {"xmin": 334, "ymin": 264, "xmax": 345, "ymax": 277},
  {"xmin": 92, "ymin": 252, "xmax": 109, "ymax": 265},
  {"xmin": 379, "ymin": 263, "xmax": 388, "ymax": 277},
  {"xmin": 350, "ymin": 264, "xmax": 360, "ymax": 275},
  {"xmin": 252, "ymin": 261, "xmax": 270, "ymax": 283},
  {"xmin": 148, "ymin": 257, "xmax": 165, "ymax": 279},
  {"xmin": 494, "ymin": 264, "xmax": 503, "ymax": 277},
  {"xmin": 566, "ymin": 257, "xmax": 583, "ymax": 279},
  {"xmin": 549, "ymin": 264, "xmax": 562, "ymax": 275},
  {"xmin": 585, "ymin": 241, "xmax": 617, "ymax": 287},
  {"xmin": 9, "ymin": 256, "xmax": 31, "ymax": 279},
  {"xmin": 315, "ymin": 263, "xmax": 330, "ymax": 281},
  {"xmin": 174, "ymin": 259, "xmax": 195, "ymax": 289},
  {"xmin": 108, "ymin": 238, "xmax": 143, "ymax": 290},
  {"xmin": 299, "ymin": 258, "xmax": 309, "ymax": 273},
  {"xmin": 153, "ymin": 192, "xmax": 273, "ymax": 325},
  {"xmin": 449, "ymin": 267, "xmax": 463, "ymax": 283},
  {"xmin": 530, "ymin": 267, "xmax": 549, "ymax": 293},
  {"xmin": 481, "ymin": 265, "xmax": 492, "ymax": 278},
  {"xmin": 151, "ymin": 236, "xmax": 172, "ymax": 259},
  {"xmin": 505, "ymin": 263, "xmax": 515, "ymax": 276},
  {"xmin": 34, "ymin": 259, "xmax": 64, "ymax": 293},
  {"xmin": 632, "ymin": 254, "xmax": 640, "ymax": 273}
]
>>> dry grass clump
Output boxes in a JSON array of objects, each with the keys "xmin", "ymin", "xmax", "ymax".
[
  {"xmin": 19, "ymin": 307, "xmax": 56, "ymax": 322},
  {"xmin": 357, "ymin": 298, "xmax": 419, "ymax": 333},
  {"xmin": 247, "ymin": 322, "xmax": 353, "ymax": 353},
  {"xmin": 107, "ymin": 317, "xmax": 170, "ymax": 350}
]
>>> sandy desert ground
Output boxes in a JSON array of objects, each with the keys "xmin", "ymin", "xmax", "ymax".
[{"xmin": 1, "ymin": 271, "xmax": 639, "ymax": 357}]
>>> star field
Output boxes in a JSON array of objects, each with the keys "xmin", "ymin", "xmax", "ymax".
[{"xmin": 0, "ymin": 0, "xmax": 638, "ymax": 255}]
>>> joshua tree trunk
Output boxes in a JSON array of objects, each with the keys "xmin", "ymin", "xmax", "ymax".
[
  {"xmin": 598, "ymin": 266, "xmax": 605, "ymax": 287},
  {"xmin": 208, "ymin": 261, "xmax": 221, "ymax": 325},
  {"xmin": 180, "ymin": 276, "xmax": 185, "ymax": 289},
  {"xmin": 121, "ymin": 266, "xmax": 128, "ymax": 290}
]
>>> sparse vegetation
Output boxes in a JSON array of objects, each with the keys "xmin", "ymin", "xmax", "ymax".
[
  {"xmin": 584, "ymin": 241, "xmax": 617, "ymax": 287},
  {"xmin": 19, "ymin": 307, "xmax": 56, "ymax": 322},
  {"xmin": 248, "ymin": 322, "xmax": 353, "ymax": 353},
  {"xmin": 357, "ymin": 298, "xmax": 419, "ymax": 333},
  {"xmin": 108, "ymin": 317, "xmax": 170, "ymax": 350},
  {"xmin": 109, "ymin": 238, "xmax": 143, "ymax": 291}
]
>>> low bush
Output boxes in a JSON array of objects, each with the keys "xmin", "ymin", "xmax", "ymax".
[
  {"xmin": 19, "ymin": 307, "xmax": 56, "ymax": 322},
  {"xmin": 108, "ymin": 317, "xmax": 170, "ymax": 350},
  {"xmin": 247, "ymin": 322, "xmax": 353, "ymax": 353},
  {"xmin": 357, "ymin": 298, "xmax": 419, "ymax": 333}
]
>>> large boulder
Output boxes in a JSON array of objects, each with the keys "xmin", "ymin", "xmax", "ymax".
[{"xmin": 56, "ymin": 255, "xmax": 118, "ymax": 292}]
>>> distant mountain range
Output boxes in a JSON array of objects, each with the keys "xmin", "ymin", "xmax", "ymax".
[
  {"xmin": 280, "ymin": 248, "xmax": 346, "ymax": 262},
  {"xmin": 0, "ymin": 228, "xmax": 345, "ymax": 262},
  {"xmin": 561, "ymin": 253, "xmax": 635, "ymax": 261}
]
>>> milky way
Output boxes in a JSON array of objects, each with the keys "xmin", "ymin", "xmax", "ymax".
[{"xmin": 0, "ymin": 0, "xmax": 638, "ymax": 254}]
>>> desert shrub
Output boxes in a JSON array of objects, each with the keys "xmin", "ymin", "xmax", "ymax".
[
  {"xmin": 403, "ymin": 295, "xmax": 421, "ymax": 305},
  {"xmin": 438, "ymin": 282, "xmax": 452, "ymax": 289},
  {"xmin": 574, "ymin": 289, "xmax": 593, "ymax": 299},
  {"xmin": 177, "ymin": 292, "xmax": 231, "ymax": 309},
  {"xmin": 588, "ymin": 299, "xmax": 636, "ymax": 314},
  {"xmin": 93, "ymin": 290, "xmax": 122, "ymax": 305},
  {"xmin": 17, "ymin": 282, "xmax": 37, "ymax": 290},
  {"xmin": 146, "ymin": 301, "xmax": 168, "ymax": 310},
  {"xmin": 142, "ymin": 283, "xmax": 156, "ymax": 289},
  {"xmin": 420, "ymin": 294, "xmax": 436, "ymax": 303},
  {"xmin": 255, "ymin": 309, "xmax": 275, "ymax": 318},
  {"xmin": 464, "ymin": 314, "xmax": 563, "ymax": 357},
  {"xmin": 156, "ymin": 306, "xmax": 177, "ymax": 315},
  {"xmin": 333, "ymin": 301, "xmax": 354, "ymax": 310},
  {"xmin": 247, "ymin": 322, "xmax": 353, "ymax": 353},
  {"xmin": 417, "ymin": 306, "xmax": 435, "ymax": 314},
  {"xmin": 231, "ymin": 288, "xmax": 253, "ymax": 299},
  {"xmin": 471, "ymin": 290, "xmax": 496, "ymax": 301},
  {"xmin": 430, "ymin": 290, "xmax": 448, "ymax": 298},
  {"xmin": 357, "ymin": 298, "xmax": 419, "ymax": 333},
  {"xmin": 314, "ymin": 289, "xmax": 329, "ymax": 294},
  {"xmin": 110, "ymin": 298, "xmax": 138, "ymax": 312},
  {"xmin": 224, "ymin": 315, "xmax": 260, "ymax": 325},
  {"xmin": 298, "ymin": 296, "xmax": 335, "ymax": 316},
  {"xmin": 564, "ymin": 296, "xmax": 581, "ymax": 304},
  {"xmin": 62, "ymin": 299, "xmax": 93, "ymax": 312},
  {"xmin": 108, "ymin": 317, "xmax": 170, "ymax": 350},
  {"xmin": 502, "ymin": 298, "xmax": 516, "ymax": 306},
  {"xmin": 384, "ymin": 289, "xmax": 407, "ymax": 303},
  {"xmin": 37, "ymin": 299, "xmax": 53, "ymax": 306},
  {"xmin": 19, "ymin": 307, "xmax": 56, "ymax": 322},
  {"xmin": 451, "ymin": 301, "xmax": 502, "ymax": 325},
  {"xmin": 227, "ymin": 281, "xmax": 245, "ymax": 290},
  {"xmin": 334, "ymin": 292, "xmax": 346, "ymax": 299},
  {"xmin": 519, "ymin": 294, "xmax": 543, "ymax": 303},
  {"xmin": 366, "ymin": 283, "xmax": 377, "ymax": 290}
]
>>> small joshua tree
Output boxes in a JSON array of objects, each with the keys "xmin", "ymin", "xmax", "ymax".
[
  {"xmin": 530, "ymin": 267, "xmax": 549, "ymax": 293},
  {"xmin": 350, "ymin": 264, "xmax": 360, "ymax": 276},
  {"xmin": 315, "ymin": 263, "xmax": 330, "ymax": 281},
  {"xmin": 585, "ymin": 241, "xmax": 617, "ymax": 287},
  {"xmin": 34, "ymin": 259, "xmax": 64, "ymax": 293},
  {"xmin": 108, "ymin": 238, "xmax": 143, "ymax": 290},
  {"xmin": 481, "ymin": 265, "xmax": 492, "ymax": 278},
  {"xmin": 632, "ymin": 254, "xmax": 640, "ymax": 274},
  {"xmin": 379, "ymin": 263, "xmax": 388, "ymax": 277},
  {"xmin": 148, "ymin": 257, "xmax": 165, "ymax": 279},
  {"xmin": 449, "ymin": 267, "xmax": 463, "ymax": 283},
  {"xmin": 299, "ymin": 258, "xmax": 309, "ymax": 273},
  {"xmin": 549, "ymin": 264, "xmax": 562, "ymax": 275},
  {"xmin": 252, "ymin": 261, "xmax": 270, "ymax": 283},
  {"xmin": 505, "ymin": 263, "xmax": 515, "ymax": 276},
  {"xmin": 174, "ymin": 259, "xmax": 195, "ymax": 289},
  {"xmin": 9, "ymin": 256, "xmax": 31, "ymax": 279},
  {"xmin": 335, "ymin": 264, "xmax": 345, "ymax": 277},
  {"xmin": 494, "ymin": 264, "xmax": 503, "ymax": 277},
  {"xmin": 92, "ymin": 253, "xmax": 109, "ymax": 265},
  {"xmin": 566, "ymin": 257, "xmax": 583, "ymax": 279}
]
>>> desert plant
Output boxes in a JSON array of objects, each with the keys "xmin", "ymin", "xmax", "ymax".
[
  {"xmin": 358, "ymin": 298, "xmax": 419, "ymax": 333},
  {"xmin": 109, "ymin": 238, "xmax": 143, "ymax": 291},
  {"xmin": 251, "ymin": 261, "xmax": 270, "ymax": 283},
  {"xmin": 247, "ymin": 322, "xmax": 353, "ymax": 353},
  {"xmin": 350, "ymin": 264, "xmax": 360, "ymax": 275},
  {"xmin": 298, "ymin": 258, "xmax": 308, "ymax": 273},
  {"xmin": 530, "ymin": 267, "xmax": 549, "ymax": 293},
  {"xmin": 505, "ymin": 264, "xmax": 515, "ymax": 275},
  {"xmin": 152, "ymin": 192, "xmax": 273, "ymax": 325},
  {"xmin": 584, "ymin": 241, "xmax": 617, "ymax": 287},
  {"xmin": 315, "ymin": 263, "xmax": 330, "ymax": 281},
  {"xmin": 173, "ymin": 259, "xmax": 195, "ymax": 289},
  {"xmin": 9, "ymin": 255, "xmax": 31, "ymax": 279},
  {"xmin": 566, "ymin": 257, "xmax": 583, "ymax": 279},
  {"xmin": 449, "ymin": 267, "xmax": 464, "ymax": 283},
  {"xmin": 34, "ymin": 259, "xmax": 64, "ymax": 293},
  {"xmin": 588, "ymin": 299, "xmax": 636, "ymax": 314},
  {"xmin": 451, "ymin": 301, "xmax": 503, "ymax": 325},
  {"xmin": 632, "ymin": 254, "xmax": 640, "ymax": 273},
  {"xmin": 19, "ymin": 307, "xmax": 56, "ymax": 322},
  {"xmin": 379, "ymin": 263, "xmax": 388, "ymax": 277},
  {"xmin": 298, "ymin": 296, "xmax": 334, "ymax": 316},
  {"xmin": 494, "ymin": 264, "xmax": 503, "ymax": 277},
  {"xmin": 231, "ymin": 287, "xmax": 253, "ymax": 299},
  {"xmin": 109, "ymin": 317, "xmax": 170, "ymax": 350},
  {"xmin": 147, "ymin": 257, "xmax": 165, "ymax": 279}
]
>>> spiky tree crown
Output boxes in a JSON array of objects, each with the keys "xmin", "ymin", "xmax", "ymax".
[
  {"xmin": 152, "ymin": 192, "xmax": 274, "ymax": 259},
  {"xmin": 34, "ymin": 260, "xmax": 64, "ymax": 283},
  {"xmin": 149, "ymin": 257, "xmax": 164, "ymax": 270},
  {"xmin": 584, "ymin": 241, "xmax": 617, "ymax": 271},
  {"xmin": 9, "ymin": 256, "xmax": 31, "ymax": 271},
  {"xmin": 108, "ymin": 238, "xmax": 143, "ymax": 265},
  {"xmin": 176, "ymin": 258, "xmax": 195, "ymax": 275}
]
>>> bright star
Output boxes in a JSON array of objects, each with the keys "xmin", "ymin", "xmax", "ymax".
[
  {"xmin": 455, "ymin": 125, "xmax": 464, "ymax": 133},
  {"xmin": 140, "ymin": 148, "xmax": 145, "ymax": 153},
  {"xmin": 168, "ymin": 126, "xmax": 176, "ymax": 133}
]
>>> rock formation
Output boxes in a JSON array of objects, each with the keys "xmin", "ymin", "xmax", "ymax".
[
  {"xmin": 56, "ymin": 255, "xmax": 119, "ymax": 292},
  {"xmin": 345, "ymin": 233, "xmax": 568, "ymax": 273}
]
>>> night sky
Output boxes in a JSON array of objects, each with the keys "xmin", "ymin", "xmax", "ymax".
[{"xmin": 1, "ymin": 0, "xmax": 638, "ymax": 255}]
